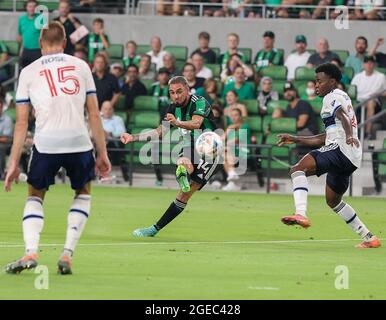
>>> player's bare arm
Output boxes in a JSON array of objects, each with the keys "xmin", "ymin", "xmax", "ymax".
[
  {"xmin": 4, "ymin": 104, "xmax": 30, "ymax": 192},
  {"xmin": 335, "ymin": 108, "xmax": 360, "ymax": 147},
  {"xmin": 165, "ymin": 113, "xmax": 204, "ymax": 130},
  {"xmin": 120, "ymin": 123, "xmax": 169, "ymax": 144},
  {"xmin": 277, "ymin": 132, "xmax": 326, "ymax": 147}
]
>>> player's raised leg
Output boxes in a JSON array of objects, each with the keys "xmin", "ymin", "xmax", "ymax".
[
  {"xmin": 176, "ymin": 157, "xmax": 194, "ymax": 193},
  {"xmin": 6, "ymin": 186, "xmax": 46, "ymax": 274},
  {"xmin": 325, "ymin": 184, "xmax": 381, "ymax": 249},
  {"xmin": 281, "ymin": 153, "xmax": 316, "ymax": 228},
  {"xmin": 133, "ymin": 181, "xmax": 201, "ymax": 237}
]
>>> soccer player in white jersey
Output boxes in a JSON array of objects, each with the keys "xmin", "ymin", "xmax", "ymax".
[
  {"xmin": 4, "ymin": 21, "xmax": 111, "ymax": 274},
  {"xmin": 277, "ymin": 63, "xmax": 380, "ymax": 249}
]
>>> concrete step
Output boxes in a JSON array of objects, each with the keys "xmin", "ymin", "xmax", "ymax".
[{"xmin": 376, "ymin": 130, "xmax": 386, "ymax": 142}]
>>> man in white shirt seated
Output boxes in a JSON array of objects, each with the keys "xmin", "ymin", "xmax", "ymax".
[
  {"xmin": 191, "ymin": 52, "xmax": 213, "ymax": 79},
  {"xmin": 285, "ymin": 35, "xmax": 311, "ymax": 81},
  {"xmin": 351, "ymin": 55, "xmax": 386, "ymax": 139},
  {"xmin": 147, "ymin": 36, "xmax": 168, "ymax": 71}
]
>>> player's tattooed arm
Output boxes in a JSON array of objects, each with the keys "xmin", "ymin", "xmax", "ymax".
[
  {"xmin": 335, "ymin": 108, "xmax": 360, "ymax": 147},
  {"xmin": 165, "ymin": 114, "xmax": 204, "ymax": 130},
  {"xmin": 277, "ymin": 133, "xmax": 326, "ymax": 147},
  {"xmin": 121, "ymin": 124, "xmax": 168, "ymax": 144}
]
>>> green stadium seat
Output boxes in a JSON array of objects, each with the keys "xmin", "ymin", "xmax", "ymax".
[
  {"xmin": 4, "ymin": 107, "xmax": 16, "ymax": 123},
  {"xmin": 205, "ymin": 63, "xmax": 221, "ymax": 78},
  {"xmin": 239, "ymin": 48, "xmax": 252, "ymax": 64},
  {"xmin": 115, "ymin": 95, "xmax": 126, "ymax": 111},
  {"xmin": 270, "ymin": 118, "xmax": 296, "ymax": 133},
  {"xmin": 132, "ymin": 112, "xmax": 160, "ymax": 127},
  {"xmin": 270, "ymin": 80, "xmax": 286, "ymax": 96},
  {"xmin": 175, "ymin": 60, "xmax": 186, "ymax": 71},
  {"xmin": 376, "ymin": 67, "xmax": 386, "ymax": 75},
  {"xmin": 347, "ymin": 84, "xmax": 357, "ymax": 100},
  {"xmin": 3, "ymin": 40, "xmax": 20, "ymax": 56},
  {"xmin": 260, "ymin": 133, "xmax": 294, "ymax": 170},
  {"xmin": 141, "ymin": 79, "xmax": 153, "ymax": 93},
  {"xmin": 106, "ymin": 44, "xmax": 124, "ymax": 60},
  {"xmin": 293, "ymin": 80, "xmax": 308, "ymax": 92},
  {"xmin": 240, "ymin": 99, "xmax": 259, "ymax": 115},
  {"xmin": 133, "ymin": 96, "xmax": 159, "ymax": 112},
  {"xmin": 378, "ymin": 138, "xmax": 386, "ymax": 176},
  {"xmin": 164, "ymin": 46, "xmax": 188, "ymax": 61},
  {"xmin": 245, "ymin": 116, "xmax": 262, "ymax": 133},
  {"xmin": 343, "ymin": 66, "xmax": 354, "ymax": 81},
  {"xmin": 260, "ymin": 66, "xmax": 288, "ymax": 80},
  {"xmin": 136, "ymin": 44, "xmax": 151, "ymax": 55},
  {"xmin": 295, "ymin": 66, "xmax": 316, "ymax": 81},
  {"xmin": 40, "ymin": 1, "xmax": 59, "ymax": 10},
  {"xmin": 267, "ymin": 100, "xmax": 288, "ymax": 114},
  {"xmin": 115, "ymin": 111, "xmax": 128, "ymax": 124},
  {"xmin": 307, "ymin": 99, "xmax": 322, "ymax": 115},
  {"xmin": 262, "ymin": 115, "xmax": 272, "ymax": 133},
  {"xmin": 332, "ymin": 50, "xmax": 349, "ymax": 64}
]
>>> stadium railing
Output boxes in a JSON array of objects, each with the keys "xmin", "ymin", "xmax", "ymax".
[{"xmin": 0, "ymin": 56, "xmax": 19, "ymax": 91}]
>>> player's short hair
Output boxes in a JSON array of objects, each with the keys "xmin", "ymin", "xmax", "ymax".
[
  {"xmin": 93, "ymin": 18, "xmax": 104, "ymax": 25},
  {"xmin": 40, "ymin": 21, "xmax": 66, "ymax": 46},
  {"xmin": 198, "ymin": 32, "xmax": 210, "ymax": 40},
  {"xmin": 168, "ymin": 76, "xmax": 189, "ymax": 87},
  {"xmin": 315, "ymin": 63, "xmax": 342, "ymax": 82}
]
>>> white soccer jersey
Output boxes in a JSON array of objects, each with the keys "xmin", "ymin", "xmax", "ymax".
[
  {"xmin": 321, "ymin": 88, "xmax": 362, "ymax": 168},
  {"xmin": 16, "ymin": 53, "xmax": 96, "ymax": 154}
]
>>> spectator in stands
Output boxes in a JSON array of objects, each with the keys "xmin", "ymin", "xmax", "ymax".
[
  {"xmin": 121, "ymin": 64, "xmax": 148, "ymax": 111},
  {"xmin": 87, "ymin": 18, "xmax": 110, "ymax": 63},
  {"xmin": 17, "ymin": 0, "xmax": 41, "ymax": 68},
  {"xmin": 70, "ymin": 0, "xmax": 96, "ymax": 12},
  {"xmin": 351, "ymin": 55, "xmax": 386, "ymax": 139},
  {"xmin": 221, "ymin": 53, "xmax": 254, "ymax": 84},
  {"xmin": 219, "ymin": 33, "xmax": 248, "ymax": 71},
  {"xmin": 162, "ymin": 53, "xmax": 179, "ymax": 77},
  {"xmin": 212, "ymin": 103, "xmax": 226, "ymax": 130},
  {"xmin": 222, "ymin": 66, "xmax": 256, "ymax": 100},
  {"xmin": 331, "ymin": 58, "xmax": 351, "ymax": 85},
  {"xmin": 272, "ymin": 82, "xmax": 318, "ymax": 135},
  {"xmin": 110, "ymin": 63, "xmax": 125, "ymax": 89},
  {"xmin": 182, "ymin": 63, "xmax": 205, "ymax": 94},
  {"xmin": 123, "ymin": 41, "xmax": 141, "ymax": 70},
  {"xmin": 254, "ymin": 31, "xmax": 284, "ymax": 74},
  {"xmin": 191, "ymin": 52, "xmax": 213, "ymax": 79},
  {"xmin": 190, "ymin": 32, "xmax": 217, "ymax": 64},
  {"xmin": 138, "ymin": 54, "xmax": 156, "ymax": 81},
  {"xmin": 284, "ymin": 35, "xmax": 311, "ymax": 81},
  {"xmin": 307, "ymin": 38, "xmax": 340, "ymax": 68},
  {"xmin": 150, "ymin": 67, "xmax": 170, "ymax": 117},
  {"xmin": 100, "ymin": 100, "xmax": 129, "ymax": 181},
  {"xmin": 54, "ymin": 0, "xmax": 82, "ymax": 55},
  {"xmin": 0, "ymin": 96, "xmax": 13, "ymax": 180},
  {"xmin": 369, "ymin": 38, "xmax": 386, "ymax": 69},
  {"xmin": 74, "ymin": 45, "xmax": 88, "ymax": 63},
  {"xmin": 312, "ymin": 0, "xmax": 332, "ymax": 19},
  {"xmin": 222, "ymin": 0, "xmax": 250, "ymax": 17},
  {"xmin": 196, "ymin": 78, "xmax": 221, "ymax": 105},
  {"xmin": 300, "ymin": 80, "xmax": 322, "ymax": 103},
  {"xmin": 224, "ymin": 90, "xmax": 248, "ymax": 122},
  {"xmin": 93, "ymin": 53, "xmax": 121, "ymax": 108},
  {"xmin": 276, "ymin": 0, "xmax": 314, "ymax": 19},
  {"xmin": 147, "ymin": 36, "xmax": 168, "ymax": 70},
  {"xmin": 257, "ymin": 76, "xmax": 279, "ymax": 115},
  {"xmin": 0, "ymin": 41, "xmax": 10, "ymax": 82},
  {"xmin": 354, "ymin": 0, "xmax": 384, "ymax": 20},
  {"xmin": 345, "ymin": 36, "xmax": 368, "ymax": 75},
  {"xmin": 222, "ymin": 108, "xmax": 251, "ymax": 191},
  {"xmin": 157, "ymin": 0, "xmax": 183, "ymax": 16}
]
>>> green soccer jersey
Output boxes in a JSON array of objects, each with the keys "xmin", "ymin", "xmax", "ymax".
[
  {"xmin": 87, "ymin": 33, "xmax": 110, "ymax": 62},
  {"xmin": 254, "ymin": 48, "xmax": 283, "ymax": 72},
  {"xmin": 123, "ymin": 55, "xmax": 141, "ymax": 69},
  {"xmin": 165, "ymin": 94, "xmax": 216, "ymax": 147}
]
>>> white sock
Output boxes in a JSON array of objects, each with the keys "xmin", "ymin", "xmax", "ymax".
[
  {"xmin": 23, "ymin": 196, "xmax": 44, "ymax": 256},
  {"xmin": 333, "ymin": 201, "xmax": 373, "ymax": 241},
  {"xmin": 63, "ymin": 194, "xmax": 91, "ymax": 256},
  {"xmin": 291, "ymin": 171, "xmax": 308, "ymax": 217}
]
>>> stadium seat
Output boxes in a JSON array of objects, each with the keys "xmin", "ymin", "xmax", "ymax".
[
  {"xmin": 175, "ymin": 60, "xmax": 186, "ymax": 71},
  {"xmin": 307, "ymin": 99, "xmax": 322, "ymax": 115},
  {"xmin": 343, "ymin": 66, "xmax": 354, "ymax": 81},
  {"xmin": 260, "ymin": 66, "xmax": 288, "ymax": 80},
  {"xmin": 267, "ymin": 100, "xmax": 288, "ymax": 114},
  {"xmin": 295, "ymin": 66, "xmax": 316, "ymax": 81},
  {"xmin": 3, "ymin": 40, "xmax": 20, "ymax": 56},
  {"xmin": 240, "ymin": 99, "xmax": 259, "ymax": 115},
  {"xmin": 205, "ymin": 64, "xmax": 221, "ymax": 78},
  {"xmin": 115, "ymin": 111, "xmax": 128, "ymax": 124},
  {"xmin": 132, "ymin": 112, "xmax": 160, "ymax": 127},
  {"xmin": 141, "ymin": 79, "xmax": 153, "ymax": 93},
  {"xmin": 115, "ymin": 95, "xmax": 126, "ymax": 111},
  {"xmin": 270, "ymin": 80, "xmax": 286, "ymax": 96},
  {"xmin": 136, "ymin": 44, "xmax": 151, "ymax": 55},
  {"xmin": 4, "ymin": 107, "xmax": 16, "ymax": 123},
  {"xmin": 262, "ymin": 115, "xmax": 272, "ymax": 133},
  {"xmin": 133, "ymin": 96, "xmax": 159, "ymax": 112},
  {"xmin": 239, "ymin": 48, "xmax": 252, "ymax": 64},
  {"xmin": 376, "ymin": 67, "xmax": 386, "ymax": 75},
  {"xmin": 39, "ymin": 1, "xmax": 58, "ymax": 11},
  {"xmin": 106, "ymin": 44, "xmax": 124, "ymax": 62},
  {"xmin": 270, "ymin": 118, "xmax": 296, "ymax": 133},
  {"xmin": 378, "ymin": 138, "xmax": 386, "ymax": 177},
  {"xmin": 260, "ymin": 133, "xmax": 295, "ymax": 170},
  {"xmin": 164, "ymin": 46, "xmax": 188, "ymax": 61},
  {"xmin": 332, "ymin": 50, "xmax": 349, "ymax": 64},
  {"xmin": 347, "ymin": 84, "xmax": 357, "ymax": 100},
  {"xmin": 245, "ymin": 116, "xmax": 262, "ymax": 133}
]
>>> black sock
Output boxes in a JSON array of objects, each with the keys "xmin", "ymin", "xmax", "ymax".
[{"xmin": 155, "ymin": 199, "xmax": 187, "ymax": 230}]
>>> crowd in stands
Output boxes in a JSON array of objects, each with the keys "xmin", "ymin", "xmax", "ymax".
[{"xmin": 1, "ymin": 0, "xmax": 386, "ymax": 190}]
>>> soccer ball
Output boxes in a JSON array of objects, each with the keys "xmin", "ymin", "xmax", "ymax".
[{"xmin": 195, "ymin": 131, "xmax": 223, "ymax": 159}]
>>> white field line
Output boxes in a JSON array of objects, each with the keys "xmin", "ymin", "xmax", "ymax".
[{"xmin": 0, "ymin": 238, "xmax": 384, "ymax": 248}]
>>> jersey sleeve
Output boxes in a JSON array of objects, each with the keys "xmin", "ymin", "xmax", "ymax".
[
  {"xmin": 322, "ymin": 93, "xmax": 343, "ymax": 118},
  {"xmin": 15, "ymin": 68, "xmax": 31, "ymax": 105},
  {"xmin": 192, "ymin": 97, "xmax": 210, "ymax": 117}
]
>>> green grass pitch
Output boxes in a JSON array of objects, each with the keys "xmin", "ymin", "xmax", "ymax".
[{"xmin": 0, "ymin": 183, "xmax": 385, "ymax": 300}]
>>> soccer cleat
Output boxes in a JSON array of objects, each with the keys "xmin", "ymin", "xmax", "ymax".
[
  {"xmin": 356, "ymin": 237, "xmax": 381, "ymax": 249},
  {"xmin": 5, "ymin": 253, "xmax": 39, "ymax": 274},
  {"xmin": 57, "ymin": 255, "xmax": 73, "ymax": 275},
  {"xmin": 281, "ymin": 214, "xmax": 311, "ymax": 229},
  {"xmin": 176, "ymin": 165, "xmax": 190, "ymax": 193},
  {"xmin": 133, "ymin": 225, "xmax": 158, "ymax": 237}
]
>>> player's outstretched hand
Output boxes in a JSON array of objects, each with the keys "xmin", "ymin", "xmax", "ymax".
[
  {"xmin": 346, "ymin": 136, "xmax": 360, "ymax": 148},
  {"xmin": 120, "ymin": 133, "xmax": 134, "ymax": 144},
  {"xmin": 277, "ymin": 134, "xmax": 296, "ymax": 146},
  {"xmin": 165, "ymin": 113, "xmax": 178, "ymax": 126},
  {"xmin": 95, "ymin": 153, "xmax": 112, "ymax": 178},
  {"xmin": 4, "ymin": 163, "xmax": 20, "ymax": 192}
]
